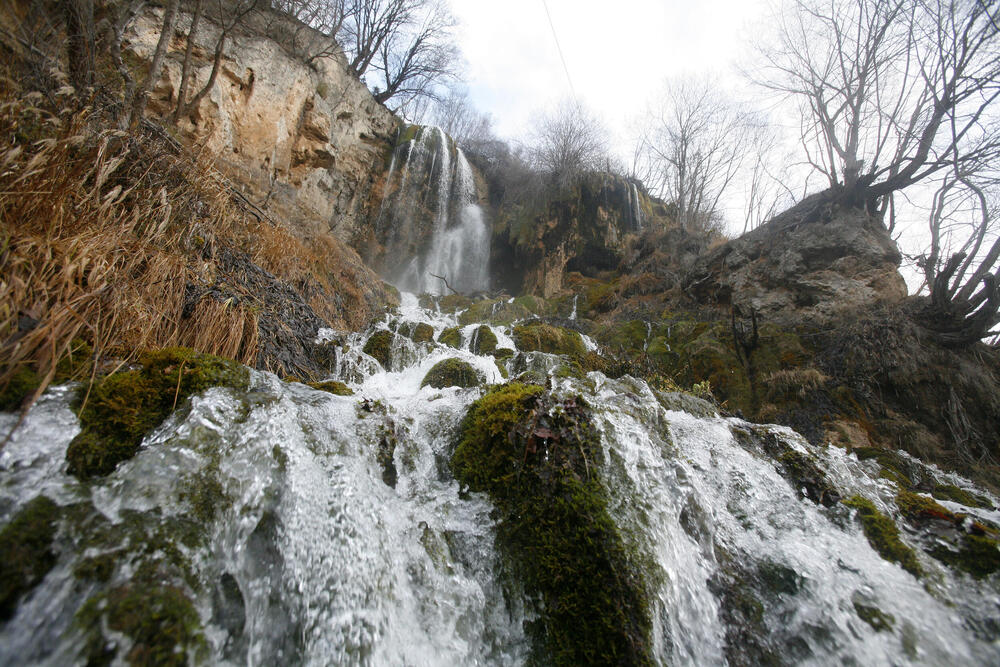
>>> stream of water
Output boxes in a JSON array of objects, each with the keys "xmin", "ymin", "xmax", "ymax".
[{"xmin": 1, "ymin": 294, "xmax": 998, "ymax": 665}]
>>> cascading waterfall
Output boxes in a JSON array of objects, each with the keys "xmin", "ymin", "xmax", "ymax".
[
  {"xmin": 379, "ymin": 127, "xmax": 491, "ymax": 295},
  {"xmin": 2, "ymin": 293, "xmax": 999, "ymax": 665},
  {"xmin": 630, "ymin": 183, "xmax": 643, "ymax": 231}
]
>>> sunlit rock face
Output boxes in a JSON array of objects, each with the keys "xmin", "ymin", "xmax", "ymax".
[
  {"xmin": 125, "ymin": 6, "xmax": 397, "ymax": 240},
  {"xmin": 686, "ymin": 193, "xmax": 908, "ymax": 324}
]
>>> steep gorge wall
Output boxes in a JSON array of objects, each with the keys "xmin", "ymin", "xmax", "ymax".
[{"xmin": 125, "ymin": 5, "xmax": 398, "ymax": 241}]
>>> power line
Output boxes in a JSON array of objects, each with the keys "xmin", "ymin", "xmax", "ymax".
[{"xmin": 540, "ymin": 0, "xmax": 578, "ymax": 101}]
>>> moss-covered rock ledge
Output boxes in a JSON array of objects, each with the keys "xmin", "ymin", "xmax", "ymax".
[
  {"xmin": 66, "ymin": 347, "xmax": 250, "ymax": 478},
  {"xmin": 450, "ymin": 383, "xmax": 653, "ymax": 665}
]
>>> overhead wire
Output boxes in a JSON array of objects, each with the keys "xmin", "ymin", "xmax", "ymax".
[{"xmin": 540, "ymin": 0, "xmax": 579, "ymax": 103}]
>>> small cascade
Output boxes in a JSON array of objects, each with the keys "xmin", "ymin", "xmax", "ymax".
[
  {"xmin": 569, "ymin": 295, "xmax": 578, "ymax": 320},
  {"xmin": 378, "ymin": 127, "xmax": 491, "ymax": 295},
  {"xmin": 629, "ymin": 183, "xmax": 643, "ymax": 231},
  {"xmin": 2, "ymin": 294, "xmax": 999, "ymax": 665}
]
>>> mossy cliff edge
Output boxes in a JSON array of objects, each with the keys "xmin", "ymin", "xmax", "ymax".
[{"xmin": 450, "ymin": 383, "xmax": 653, "ymax": 665}]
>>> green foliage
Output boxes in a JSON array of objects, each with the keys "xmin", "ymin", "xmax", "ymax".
[
  {"xmin": 451, "ymin": 384, "xmax": 653, "ymax": 665},
  {"xmin": 65, "ymin": 347, "xmax": 250, "ymax": 478},
  {"xmin": 0, "ymin": 496, "xmax": 60, "ymax": 619},
  {"xmin": 307, "ymin": 380, "xmax": 355, "ymax": 396},
  {"xmin": 437, "ymin": 326, "xmax": 462, "ymax": 349},
  {"xmin": 363, "ymin": 330, "xmax": 395, "ymax": 367},
  {"xmin": 421, "ymin": 358, "xmax": 483, "ymax": 389},
  {"xmin": 843, "ymin": 495, "xmax": 922, "ymax": 577},
  {"xmin": 471, "ymin": 325, "xmax": 497, "ymax": 355},
  {"xmin": 458, "ymin": 298, "xmax": 534, "ymax": 325}
]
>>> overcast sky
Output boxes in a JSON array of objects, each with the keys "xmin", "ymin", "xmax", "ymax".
[
  {"xmin": 449, "ymin": 0, "xmax": 772, "ymax": 145},
  {"xmin": 445, "ymin": 0, "xmax": 938, "ymax": 292}
]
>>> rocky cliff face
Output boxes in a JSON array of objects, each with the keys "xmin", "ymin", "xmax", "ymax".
[
  {"xmin": 126, "ymin": 6, "xmax": 398, "ymax": 240},
  {"xmin": 684, "ymin": 190, "xmax": 907, "ymax": 324},
  {"xmin": 490, "ymin": 174, "xmax": 658, "ymax": 297}
]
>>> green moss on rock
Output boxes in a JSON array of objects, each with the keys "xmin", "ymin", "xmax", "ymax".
[
  {"xmin": 77, "ymin": 579, "xmax": 205, "ymax": 667},
  {"xmin": 307, "ymin": 380, "xmax": 355, "ymax": 396},
  {"xmin": 0, "ymin": 496, "xmax": 60, "ymax": 619},
  {"xmin": 930, "ymin": 534, "xmax": 1000, "ymax": 579},
  {"xmin": 778, "ymin": 450, "xmax": 842, "ymax": 507},
  {"xmin": 853, "ymin": 600, "xmax": 895, "ymax": 632},
  {"xmin": 438, "ymin": 326, "xmax": 462, "ymax": 349},
  {"xmin": 363, "ymin": 330, "xmax": 395, "ymax": 367},
  {"xmin": 421, "ymin": 358, "xmax": 483, "ymax": 389},
  {"xmin": 471, "ymin": 325, "xmax": 498, "ymax": 355},
  {"xmin": 410, "ymin": 322, "xmax": 435, "ymax": 344},
  {"xmin": 512, "ymin": 323, "xmax": 586, "ymax": 357},
  {"xmin": 66, "ymin": 347, "xmax": 250, "ymax": 478},
  {"xmin": 451, "ymin": 384, "xmax": 653, "ymax": 665},
  {"xmin": 931, "ymin": 484, "xmax": 995, "ymax": 510},
  {"xmin": 0, "ymin": 367, "xmax": 41, "ymax": 412},
  {"xmin": 843, "ymin": 495, "xmax": 922, "ymax": 577}
]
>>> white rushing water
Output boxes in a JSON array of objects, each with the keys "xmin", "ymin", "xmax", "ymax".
[
  {"xmin": 1, "ymin": 294, "xmax": 998, "ymax": 665},
  {"xmin": 381, "ymin": 126, "xmax": 491, "ymax": 295}
]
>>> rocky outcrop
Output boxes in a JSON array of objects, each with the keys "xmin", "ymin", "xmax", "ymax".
[
  {"xmin": 491, "ymin": 174, "xmax": 657, "ymax": 296},
  {"xmin": 125, "ymin": 6, "xmax": 398, "ymax": 240},
  {"xmin": 684, "ymin": 191, "xmax": 907, "ymax": 324}
]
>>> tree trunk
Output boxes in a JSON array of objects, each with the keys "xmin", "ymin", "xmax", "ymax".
[
  {"xmin": 173, "ymin": 0, "xmax": 203, "ymax": 123},
  {"xmin": 129, "ymin": 0, "xmax": 180, "ymax": 130},
  {"xmin": 64, "ymin": 0, "xmax": 96, "ymax": 90}
]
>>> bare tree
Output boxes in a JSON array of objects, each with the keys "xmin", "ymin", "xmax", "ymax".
[
  {"xmin": 64, "ymin": 0, "xmax": 96, "ymax": 90},
  {"xmin": 425, "ymin": 87, "xmax": 494, "ymax": 147},
  {"xmin": 531, "ymin": 100, "xmax": 610, "ymax": 186},
  {"xmin": 267, "ymin": 0, "xmax": 346, "ymax": 62},
  {"xmin": 755, "ymin": 0, "xmax": 1000, "ymax": 204},
  {"xmin": 756, "ymin": 0, "xmax": 1000, "ymax": 344},
  {"xmin": 106, "ymin": 0, "xmax": 180, "ymax": 129},
  {"xmin": 173, "ymin": 0, "xmax": 261, "ymax": 124},
  {"xmin": 368, "ymin": 0, "xmax": 458, "ymax": 108},
  {"xmin": 637, "ymin": 78, "xmax": 769, "ymax": 232}
]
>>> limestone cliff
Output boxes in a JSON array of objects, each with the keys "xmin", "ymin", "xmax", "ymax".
[{"xmin": 125, "ymin": 5, "xmax": 398, "ymax": 241}]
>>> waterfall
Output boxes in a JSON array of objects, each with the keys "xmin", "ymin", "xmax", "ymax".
[
  {"xmin": 380, "ymin": 127, "xmax": 490, "ymax": 295},
  {"xmin": 2, "ymin": 294, "xmax": 999, "ymax": 665},
  {"xmin": 569, "ymin": 295, "xmax": 578, "ymax": 320},
  {"xmin": 630, "ymin": 183, "xmax": 644, "ymax": 231}
]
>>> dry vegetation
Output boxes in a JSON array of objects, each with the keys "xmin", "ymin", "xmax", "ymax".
[{"xmin": 0, "ymin": 66, "xmax": 389, "ymax": 410}]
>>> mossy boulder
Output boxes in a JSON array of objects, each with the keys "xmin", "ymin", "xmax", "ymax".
[
  {"xmin": 512, "ymin": 323, "xmax": 586, "ymax": 357},
  {"xmin": 437, "ymin": 326, "xmax": 462, "ymax": 349},
  {"xmin": 451, "ymin": 384, "xmax": 653, "ymax": 665},
  {"xmin": 0, "ymin": 496, "xmax": 60, "ymax": 619},
  {"xmin": 470, "ymin": 325, "xmax": 498, "ymax": 355},
  {"xmin": 363, "ymin": 330, "xmax": 395, "ymax": 367},
  {"xmin": 421, "ymin": 358, "xmax": 483, "ymax": 389},
  {"xmin": 410, "ymin": 322, "xmax": 435, "ymax": 344},
  {"xmin": 77, "ymin": 578, "xmax": 205, "ymax": 667},
  {"xmin": 65, "ymin": 348, "xmax": 250, "ymax": 478},
  {"xmin": 843, "ymin": 495, "xmax": 922, "ymax": 577},
  {"xmin": 307, "ymin": 380, "xmax": 354, "ymax": 396}
]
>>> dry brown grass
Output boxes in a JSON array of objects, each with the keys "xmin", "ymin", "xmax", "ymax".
[{"xmin": 0, "ymin": 74, "xmax": 372, "ymax": 405}]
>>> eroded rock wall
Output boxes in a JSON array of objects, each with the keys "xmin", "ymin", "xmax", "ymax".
[{"xmin": 125, "ymin": 6, "xmax": 398, "ymax": 241}]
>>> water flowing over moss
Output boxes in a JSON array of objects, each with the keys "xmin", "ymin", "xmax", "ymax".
[
  {"xmin": 307, "ymin": 380, "xmax": 355, "ymax": 396},
  {"xmin": 843, "ymin": 496, "xmax": 922, "ymax": 577},
  {"xmin": 66, "ymin": 347, "xmax": 249, "ymax": 478},
  {"xmin": 451, "ymin": 383, "xmax": 653, "ymax": 665},
  {"xmin": 0, "ymin": 496, "xmax": 60, "ymax": 619}
]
